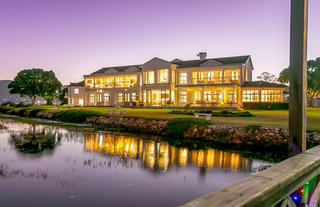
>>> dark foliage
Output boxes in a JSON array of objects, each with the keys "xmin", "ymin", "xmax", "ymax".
[
  {"xmin": 242, "ymin": 102, "xmax": 289, "ymax": 110},
  {"xmin": 165, "ymin": 118, "xmax": 211, "ymax": 138}
]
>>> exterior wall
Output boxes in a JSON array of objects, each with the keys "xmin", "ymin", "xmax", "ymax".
[{"xmin": 67, "ymin": 86, "xmax": 85, "ymax": 106}]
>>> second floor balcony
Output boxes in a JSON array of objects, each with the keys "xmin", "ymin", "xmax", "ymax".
[
  {"xmin": 86, "ymin": 80, "xmax": 137, "ymax": 89},
  {"xmin": 179, "ymin": 76, "xmax": 240, "ymax": 85}
]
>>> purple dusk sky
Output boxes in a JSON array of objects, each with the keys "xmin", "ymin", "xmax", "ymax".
[{"xmin": 0, "ymin": 0, "xmax": 319, "ymax": 84}]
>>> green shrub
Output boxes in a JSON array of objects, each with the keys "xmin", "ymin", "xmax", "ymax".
[
  {"xmin": 55, "ymin": 110, "xmax": 102, "ymax": 123},
  {"xmin": 245, "ymin": 124, "xmax": 261, "ymax": 132},
  {"xmin": 211, "ymin": 110, "xmax": 254, "ymax": 117},
  {"xmin": 0, "ymin": 106, "xmax": 12, "ymax": 114},
  {"xmin": 1, "ymin": 101, "xmax": 16, "ymax": 107},
  {"xmin": 168, "ymin": 110, "xmax": 193, "ymax": 115},
  {"xmin": 18, "ymin": 109, "xmax": 27, "ymax": 116},
  {"xmin": 243, "ymin": 102, "xmax": 289, "ymax": 110},
  {"xmin": 169, "ymin": 110, "xmax": 254, "ymax": 117},
  {"xmin": 28, "ymin": 109, "xmax": 45, "ymax": 117},
  {"xmin": 165, "ymin": 118, "xmax": 211, "ymax": 138}
]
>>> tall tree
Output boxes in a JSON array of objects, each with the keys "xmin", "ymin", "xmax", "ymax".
[
  {"xmin": 59, "ymin": 88, "xmax": 68, "ymax": 105},
  {"xmin": 278, "ymin": 57, "xmax": 320, "ymax": 106},
  {"xmin": 256, "ymin": 72, "xmax": 277, "ymax": 83},
  {"xmin": 278, "ymin": 68, "xmax": 290, "ymax": 84},
  {"xmin": 8, "ymin": 69, "xmax": 61, "ymax": 106}
]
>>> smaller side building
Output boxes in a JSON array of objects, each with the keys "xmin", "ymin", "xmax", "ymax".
[{"xmin": 65, "ymin": 81, "xmax": 85, "ymax": 106}]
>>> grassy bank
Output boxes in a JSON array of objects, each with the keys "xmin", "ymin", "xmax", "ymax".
[{"xmin": 5, "ymin": 105, "xmax": 319, "ymax": 130}]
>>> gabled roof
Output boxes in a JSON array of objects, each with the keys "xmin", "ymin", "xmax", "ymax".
[
  {"xmin": 89, "ymin": 55, "xmax": 251, "ymax": 75},
  {"xmin": 241, "ymin": 81, "xmax": 287, "ymax": 88},
  {"xmin": 173, "ymin": 55, "xmax": 250, "ymax": 68},
  {"xmin": 70, "ymin": 81, "xmax": 84, "ymax": 86},
  {"xmin": 91, "ymin": 64, "xmax": 142, "ymax": 75}
]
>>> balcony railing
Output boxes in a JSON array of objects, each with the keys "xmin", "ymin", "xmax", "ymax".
[
  {"xmin": 182, "ymin": 145, "xmax": 320, "ymax": 207},
  {"xmin": 180, "ymin": 77, "xmax": 240, "ymax": 85},
  {"xmin": 85, "ymin": 81, "xmax": 137, "ymax": 89}
]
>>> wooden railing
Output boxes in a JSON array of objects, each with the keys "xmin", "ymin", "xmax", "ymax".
[{"xmin": 181, "ymin": 145, "xmax": 320, "ymax": 207}]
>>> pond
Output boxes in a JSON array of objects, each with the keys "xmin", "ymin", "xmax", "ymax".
[{"xmin": 0, "ymin": 118, "xmax": 271, "ymax": 207}]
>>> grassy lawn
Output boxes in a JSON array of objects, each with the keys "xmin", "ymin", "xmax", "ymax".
[
  {"xmin": 19, "ymin": 105, "xmax": 320, "ymax": 130},
  {"xmin": 214, "ymin": 108, "xmax": 320, "ymax": 130}
]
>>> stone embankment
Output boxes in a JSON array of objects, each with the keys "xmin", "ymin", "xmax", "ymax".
[{"xmin": 87, "ymin": 116, "xmax": 168, "ymax": 135}]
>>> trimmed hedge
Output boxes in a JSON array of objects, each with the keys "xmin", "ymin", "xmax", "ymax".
[
  {"xmin": 169, "ymin": 110, "xmax": 254, "ymax": 117},
  {"xmin": 242, "ymin": 102, "xmax": 289, "ymax": 110},
  {"xmin": 165, "ymin": 118, "xmax": 211, "ymax": 138}
]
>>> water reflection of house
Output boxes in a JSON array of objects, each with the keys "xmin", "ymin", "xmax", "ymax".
[{"xmin": 84, "ymin": 133, "xmax": 251, "ymax": 172}]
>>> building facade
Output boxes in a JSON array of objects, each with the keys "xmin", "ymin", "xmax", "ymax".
[{"xmin": 66, "ymin": 54, "xmax": 285, "ymax": 108}]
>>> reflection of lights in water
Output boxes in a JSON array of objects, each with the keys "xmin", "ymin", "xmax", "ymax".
[
  {"xmin": 99, "ymin": 134, "xmax": 103, "ymax": 147},
  {"xmin": 84, "ymin": 134, "xmax": 251, "ymax": 171},
  {"xmin": 55, "ymin": 133, "xmax": 58, "ymax": 143},
  {"xmin": 130, "ymin": 143, "xmax": 135, "ymax": 153},
  {"xmin": 178, "ymin": 148, "xmax": 188, "ymax": 166}
]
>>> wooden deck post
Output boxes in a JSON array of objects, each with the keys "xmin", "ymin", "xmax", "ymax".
[{"xmin": 289, "ymin": 0, "xmax": 308, "ymax": 155}]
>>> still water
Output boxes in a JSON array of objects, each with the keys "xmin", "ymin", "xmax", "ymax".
[{"xmin": 0, "ymin": 118, "xmax": 271, "ymax": 207}]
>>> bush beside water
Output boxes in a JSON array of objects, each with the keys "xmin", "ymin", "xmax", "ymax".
[
  {"xmin": 165, "ymin": 118, "xmax": 211, "ymax": 138},
  {"xmin": 55, "ymin": 110, "xmax": 102, "ymax": 123}
]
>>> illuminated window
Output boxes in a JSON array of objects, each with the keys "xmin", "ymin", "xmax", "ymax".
[
  {"xmin": 158, "ymin": 69, "xmax": 168, "ymax": 83},
  {"xmin": 117, "ymin": 93, "xmax": 123, "ymax": 103},
  {"xmin": 144, "ymin": 71, "xmax": 155, "ymax": 84},
  {"xmin": 115, "ymin": 77, "xmax": 124, "ymax": 88},
  {"xmin": 219, "ymin": 71, "xmax": 223, "ymax": 82},
  {"xmin": 214, "ymin": 90, "xmax": 224, "ymax": 103},
  {"xmin": 193, "ymin": 91, "xmax": 201, "ymax": 104},
  {"xmin": 208, "ymin": 72, "xmax": 214, "ymax": 81},
  {"xmin": 96, "ymin": 94, "xmax": 102, "ymax": 103},
  {"xmin": 79, "ymin": 99, "xmax": 84, "ymax": 105},
  {"xmin": 180, "ymin": 72, "xmax": 187, "ymax": 84},
  {"xmin": 103, "ymin": 93, "xmax": 110, "ymax": 101},
  {"xmin": 231, "ymin": 70, "xmax": 239, "ymax": 80},
  {"xmin": 132, "ymin": 93, "xmax": 137, "ymax": 101},
  {"xmin": 89, "ymin": 93, "xmax": 95, "ymax": 103},
  {"xmin": 192, "ymin": 72, "xmax": 204, "ymax": 84},
  {"xmin": 179, "ymin": 91, "xmax": 187, "ymax": 104},
  {"xmin": 95, "ymin": 78, "xmax": 104, "ymax": 88},
  {"xmin": 124, "ymin": 93, "xmax": 130, "ymax": 102},
  {"xmin": 228, "ymin": 90, "xmax": 237, "ymax": 103},
  {"xmin": 86, "ymin": 79, "xmax": 94, "ymax": 88},
  {"xmin": 105, "ymin": 77, "xmax": 114, "ymax": 88},
  {"xmin": 261, "ymin": 90, "xmax": 281, "ymax": 102},
  {"xmin": 242, "ymin": 90, "xmax": 259, "ymax": 102},
  {"xmin": 204, "ymin": 91, "xmax": 212, "ymax": 102},
  {"xmin": 74, "ymin": 88, "xmax": 79, "ymax": 94}
]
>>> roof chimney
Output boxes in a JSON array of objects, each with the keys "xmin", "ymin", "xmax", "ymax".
[{"xmin": 197, "ymin": 52, "xmax": 207, "ymax": 61}]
